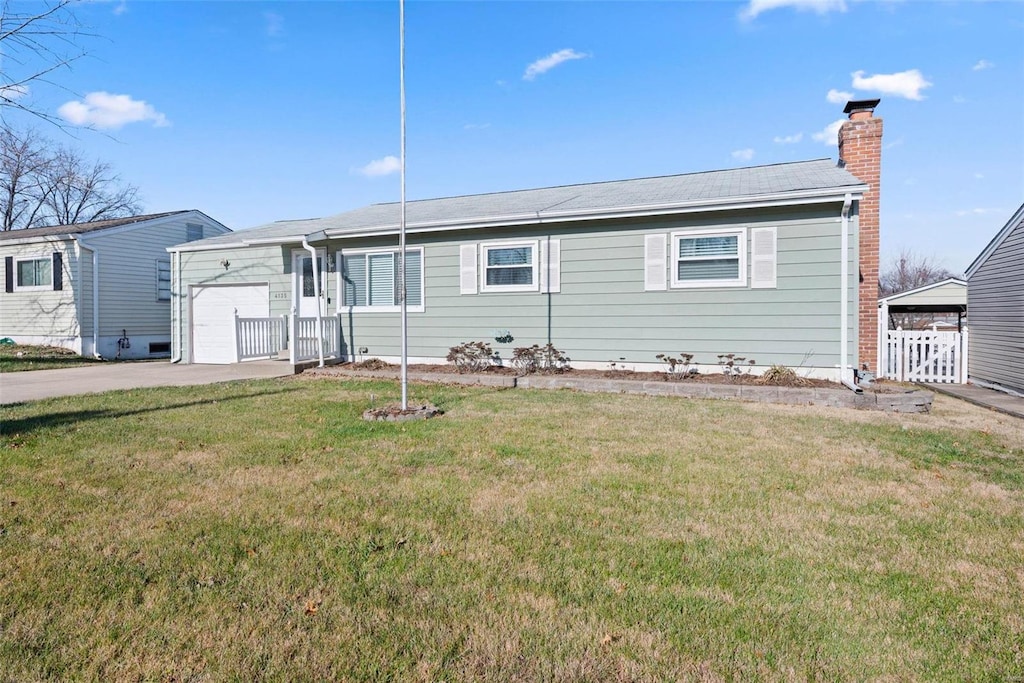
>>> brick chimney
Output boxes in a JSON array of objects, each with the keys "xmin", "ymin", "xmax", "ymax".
[{"xmin": 838, "ymin": 98, "xmax": 882, "ymax": 373}]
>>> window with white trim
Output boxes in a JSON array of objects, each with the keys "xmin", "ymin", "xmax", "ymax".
[
  {"xmin": 15, "ymin": 257, "xmax": 52, "ymax": 290},
  {"xmin": 156, "ymin": 259, "xmax": 171, "ymax": 301},
  {"xmin": 340, "ymin": 248, "xmax": 424, "ymax": 312},
  {"xmin": 480, "ymin": 242, "xmax": 537, "ymax": 293},
  {"xmin": 671, "ymin": 229, "xmax": 747, "ymax": 288}
]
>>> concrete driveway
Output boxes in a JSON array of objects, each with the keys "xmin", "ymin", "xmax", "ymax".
[{"xmin": 0, "ymin": 361, "xmax": 297, "ymax": 405}]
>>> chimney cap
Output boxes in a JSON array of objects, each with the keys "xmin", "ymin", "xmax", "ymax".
[{"xmin": 843, "ymin": 98, "xmax": 881, "ymax": 115}]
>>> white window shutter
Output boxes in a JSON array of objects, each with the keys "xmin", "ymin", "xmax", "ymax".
[
  {"xmin": 540, "ymin": 239, "xmax": 561, "ymax": 293},
  {"xmin": 459, "ymin": 244, "xmax": 477, "ymax": 294},
  {"xmin": 644, "ymin": 234, "xmax": 667, "ymax": 291},
  {"xmin": 750, "ymin": 227, "xmax": 777, "ymax": 289}
]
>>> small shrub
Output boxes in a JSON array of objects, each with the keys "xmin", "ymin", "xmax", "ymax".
[
  {"xmin": 511, "ymin": 344, "xmax": 571, "ymax": 375},
  {"xmin": 655, "ymin": 353, "xmax": 696, "ymax": 380},
  {"xmin": 757, "ymin": 365, "xmax": 812, "ymax": 387},
  {"xmin": 446, "ymin": 341, "xmax": 494, "ymax": 373},
  {"xmin": 717, "ymin": 353, "xmax": 756, "ymax": 380}
]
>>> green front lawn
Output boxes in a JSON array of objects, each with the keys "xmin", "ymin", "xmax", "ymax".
[
  {"xmin": 0, "ymin": 344, "xmax": 103, "ymax": 372},
  {"xmin": 1, "ymin": 377, "xmax": 1021, "ymax": 680}
]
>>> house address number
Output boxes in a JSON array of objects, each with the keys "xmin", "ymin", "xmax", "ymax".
[{"xmin": 272, "ymin": 292, "xmax": 289, "ymax": 300}]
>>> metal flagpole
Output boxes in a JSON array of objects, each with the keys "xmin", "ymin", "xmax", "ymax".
[{"xmin": 399, "ymin": 0, "xmax": 408, "ymax": 409}]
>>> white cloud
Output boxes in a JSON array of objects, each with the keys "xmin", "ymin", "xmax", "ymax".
[
  {"xmin": 851, "ymin": 69, "xmax": 932, "ymax": 100},
  {"xmin": 953, "ymin": 95, "xmax": 966, "ymax": 104},
  {"xmin": 355, "ymin": 155, "xmax": 401, "ymax": 178},
  {"xmin": 955, "ymin": 208, "xmax": 997, "ymax": 217},
  {"xmin": 0, "ymin": 84, "xmax": 29, "ymax": 101},
  {"xmin": 974, "ymin": 172, "xmax": 984, "ymax": 180},
  {"xmin": 774, "ymin": 132, "xmax": 803, "ymax": 144},
  {"xmin": 264, "ymin": 11, "xmax": 284, "ymax": 37},
  {"xmin": 972, "ymin": 59, "xmax": 993, "ymax": 71},
  {"xmin": 113, "ymin": 0, "xmax": 127, "ymax": 16},
  {"xmin": 812, "ymin": 118, "xmax": 845, "ymax": 145},
  {"xmin": 523, "ymin": 49, "xmax": 589, "ymax": 81},
  {"xmin": 826, "ymin": 88, "xmax": 853, "ymax": 104},
  {"xmin": 57, "ymin": 91, "xmax": 169, "ymax": 129},
  {"xmin": 740, "ymin": 0, "xmax": 846, "ymax": 21},
  {"xmin": 464, "ymin": 123, "xmax": 491, "ymax": 130},
  {"xmin": 731, "ymin": 148, "xmax": 755, "ymax": 161}
]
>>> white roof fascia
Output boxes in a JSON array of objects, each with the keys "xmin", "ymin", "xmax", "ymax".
[
  {"xmin": 168, "ymin": 235, "xmax": 305, "ymax": 253},
  {"xmin": 0, "ymin": 234, "xmax": 77, "ymax": 248},
  {"xmin": 322, "ymin": 189, "xmax": 865, "ymax": 240},
  {"xmin": 878, "ymin": 277, "xmax": 967, "ymax": 305},
  {"xmin": 965, "ymin": 202, "xmax": 1024, "ymax": 279}
]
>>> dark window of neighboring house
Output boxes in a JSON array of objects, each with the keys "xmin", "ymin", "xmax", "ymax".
[
  {"xmin": 16, "ymin": 257, "xmax": 52, "ymax": 289},
  {"xmin": 186, "ymin": 224, "xmax": 204, "ymax": 242},
  {"xmin": 157, "ymin": 260, "xmax": 171, "ymax": 301}
]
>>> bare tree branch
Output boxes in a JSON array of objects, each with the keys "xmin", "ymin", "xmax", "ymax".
[
  {"xmin": 1, "ymin": 125, "xmax": 142, "ymax": 230},
  {"xmin": 1, "ymin": 0, "xmax": 90, "ymax": 127}
]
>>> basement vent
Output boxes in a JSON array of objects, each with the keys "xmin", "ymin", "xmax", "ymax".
[{"xmin": 149, "ymin": 342, "xmax": 171, "ymax": 355}]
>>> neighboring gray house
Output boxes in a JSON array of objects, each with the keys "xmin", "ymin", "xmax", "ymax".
[
  {"xmin": 170, "ymin": 102, "xmax": 884, "ymax": 382},
  {"xmin": 0, "ymin": 211, "xmax": 230, "ymax": 359},
  {"xmin": 965, "ymin": 203, "xmax": 1024, "ymax": 395}
]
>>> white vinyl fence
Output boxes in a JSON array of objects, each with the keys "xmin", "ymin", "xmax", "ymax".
[{"xmin": 884, "ymin": 328, "xmax": 968, "ymax": 384}]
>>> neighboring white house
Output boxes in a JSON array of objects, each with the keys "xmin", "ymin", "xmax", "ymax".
[
  {"xmin": 965, "ymin": 203, "xmax": 1024, "ymax": 396},
  {"xmin": 0, "ymin": 211, "xmax": 230, "ymax": 359}
]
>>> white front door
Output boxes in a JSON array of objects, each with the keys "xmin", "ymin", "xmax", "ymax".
[{"xmin": 292, "ymin": 249, "xmax": 326, "ymax": 317}]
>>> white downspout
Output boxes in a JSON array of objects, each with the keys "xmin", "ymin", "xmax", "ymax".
[
  {"xmin": 171, "ymin": 250, "xmax": 182, "ymax": 362},
  {"xmin": 840, "ymin": 194, "xmax": 862, "ymax": 393},
  {"xmin": 73, "ymin": 236, "xmax": 101, "ymax": 359},
  {"xmin": 301, "ymin": 236, "xmax": 326, "ymax": 368}
]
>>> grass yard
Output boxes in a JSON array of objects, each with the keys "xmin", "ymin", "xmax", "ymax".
[
  {"xmin": 0, "ymin": 345, "xmax": 104, "ymax": 372},
  {"xmin": 1, "ymin": 377, "xmax": 1022, "ymax": 681}
]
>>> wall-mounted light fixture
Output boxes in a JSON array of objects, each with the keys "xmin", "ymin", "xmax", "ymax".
[{"xmin": 220, "ymin": 259, "xmax": 230, "ymax": 270}]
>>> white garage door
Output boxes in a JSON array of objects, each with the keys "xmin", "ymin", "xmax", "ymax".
[{"xmin": 191, "ymin": 284, "xmax": 270, "ymax": 364}]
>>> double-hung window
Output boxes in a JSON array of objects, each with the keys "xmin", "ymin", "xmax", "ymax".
[
  {"xmin": 671, "ymin": 229, "xmax": 747, "ymax": 288},
  {"xmin": 156, "ymin": 260, "xmax": 171, "ymax": 301},
  {"xmin": 15, "ymin": 257, "xmax": 52, "ymax": 290},
  {"xmin": 480, "ymin": 242, "xmax": 537, "ymax": 293},
  {"xmin": 341, "ymin": 248, "xmax": 423, "ymax": 312}
]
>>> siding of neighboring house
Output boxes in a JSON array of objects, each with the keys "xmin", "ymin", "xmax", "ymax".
[
  {"xmin": 83, "ymin": 215, "xmax": 226, "ymax": 351},
  {"xmin": 328, "ymin": 204, "xmax": 857, "ymax": 376},
  {"xmin": 891, "ymin": 281, "xmax": 967, "ymax": 308},
  {"xmin": 968, "ymin": 210, "xmax": 1024, "ymax": 394},
  {"xmin": 0, "ymin": 239, "xmax": 82, "ymax": 351}
]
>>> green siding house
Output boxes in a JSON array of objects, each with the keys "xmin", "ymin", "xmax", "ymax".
[
  {"xmin": 170, "ymin": 102, "xmax": 885, "ymax": 382},
  {"xmin": 0, "ymin": 211, "xmax": 230, "ymax": 359}
]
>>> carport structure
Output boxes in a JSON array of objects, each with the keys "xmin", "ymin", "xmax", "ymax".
[{"xmin": 877, "ymin": 278, "xmax": 968, "ymax": 383}]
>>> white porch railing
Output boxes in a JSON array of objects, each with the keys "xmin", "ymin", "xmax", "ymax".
[
  {"xmin": 233, "ymin": 312, "xmax": 342, "ymax": 364},
  {"xmin": 289, "ymin": 314, "xmax": 341, "ymax": 364},
  {"xmin": 883, "ymin": 328, "xmax": 968, "ymax": 383},
  {"xmin": 235, "ymin": 314, "xmax": 288, "ymax": 361}
]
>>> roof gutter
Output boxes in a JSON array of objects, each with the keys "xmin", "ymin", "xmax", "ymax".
[{"xmin": 319, "ymin": 188, "xmax": 868, "ymax": 241}]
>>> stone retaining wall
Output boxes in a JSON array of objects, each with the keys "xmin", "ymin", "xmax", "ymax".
[{"xmin": 311, "ymin": 368, "xmax": 933, "ymax": 413}]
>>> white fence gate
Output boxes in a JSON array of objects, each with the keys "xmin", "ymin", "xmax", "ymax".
[{"xmin": 884, "ymin": 328, "xmax": 968, "ymax": 383}]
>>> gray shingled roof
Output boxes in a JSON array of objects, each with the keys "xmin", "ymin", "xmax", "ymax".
[
  {"xmin": 186, "ymin": 159, "xmax": 865, "ymax": 249},
  {"xmin": 0, "ymin": 211, "xmax": 191, "ymax": 242}
]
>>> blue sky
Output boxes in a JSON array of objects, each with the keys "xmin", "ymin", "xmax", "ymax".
[{"xmin": 5, "ymin": 0, "xmax": 1023, "ymax": 273}]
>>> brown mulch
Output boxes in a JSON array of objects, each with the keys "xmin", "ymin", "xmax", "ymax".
[{"xmin": 344, "ymin": 360, "xmax": 852, "ymax": 389}]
